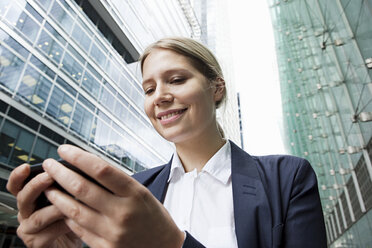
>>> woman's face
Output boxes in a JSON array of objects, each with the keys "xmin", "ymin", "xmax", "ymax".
[{"xmin": 142, "ymin": 48, "xmax": 220, "ymax": 144}]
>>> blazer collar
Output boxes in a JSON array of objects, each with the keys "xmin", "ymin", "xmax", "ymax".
[
  {"xmin": 147, "ymin": 157, "xmax": 172, "ymax": 203},
  {"xmin": 230, "ymin": 140, "xmax": 272, "ymax": 248}
]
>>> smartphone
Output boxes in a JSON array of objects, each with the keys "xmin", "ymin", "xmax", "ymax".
[{"xmin": 24, "ymin": 159, "xmax": 101, "ymax": 209}]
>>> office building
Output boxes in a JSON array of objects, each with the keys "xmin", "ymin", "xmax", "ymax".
[
  {"xmin": 268, "ymin": 0, "xmax": 372, "ymax": 246},
  {"xmin": 0, "ymin": 0, "xmax": 239, "ymax": 245}
]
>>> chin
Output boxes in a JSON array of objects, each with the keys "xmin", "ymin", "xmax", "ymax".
[{"xmin": 156, "ymin": 128, "xmax": 185, "ymax": 143}]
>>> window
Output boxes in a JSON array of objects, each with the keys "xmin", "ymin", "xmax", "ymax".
[
  {"xmin": 46, "ymin": 85, "xmax": 75, "ymax": 126},
  {"xmin": 73, "ymin": 0, "xmax": 137, "ymax": 63},
  {"xmin": 70, "ymin": 102, "xmax": 93, "ymax": 140},
  {"xmin": 5, "ymin": 2, "xmax": 40, "ymax": 43},
  {"xmin": 71, "ymin": 20, "xmax": 92, "ymax": 53},
  {"xmin": 0, "ymin": 120, "xmax": 36, "ymax": 167},
  {"xmin": 81, "ymin": 68, "xmax": 101, "ymax": 98},
  {"xmin": 31, "ymin": 137, "xmax": 59, "ymax": 165},
  {"xmin": 49, "ymin": 0, "xmax": 74, "ymax": 34},
  {"xmin": 17, "ymin": 65, "xmax": 52, "ymax": 111},
  {"xmin": 61, "ymin": 52, "xmax": 84, "ymax": 83},
  {"xmin": 37, "ymin": 29, "xmax": 65, "ymax": 64},
  {"xmin": 0, "ymin": 28, "xmax": 29, "ymax": 58},
  {"xmin": 30, "ymin": 55, "xmax": 56, "ymax": 80},
  {"xmin": 0, "ymin": 45, "xmax": 25, "ymax": 92}
]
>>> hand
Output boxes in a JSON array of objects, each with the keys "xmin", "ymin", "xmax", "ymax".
[
  {"xmin": 6, "ymin": 164, "xmax": 83, "ymax": 248},
  {"xmin": 42, "ymin": 144, "xmax": 184, "ymax": 248}
]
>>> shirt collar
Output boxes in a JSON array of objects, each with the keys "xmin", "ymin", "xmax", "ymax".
[{"xmin": 168, "ymin": 140, "xmax": 232, "ymax": 185}]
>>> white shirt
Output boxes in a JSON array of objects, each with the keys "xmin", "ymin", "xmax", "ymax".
[{"xmin": 163, "ymin": 141, "xmax": 238, "ymax": 248}]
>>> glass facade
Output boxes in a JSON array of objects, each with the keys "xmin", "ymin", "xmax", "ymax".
[
  {"xmin": 0, "ymin": 0, "xmax": 207, "ymax": 244},
  {"xmin": 268, "ymin": 0, "xmax": 372, "ymax": 246},
  {"xmin": 0, "ymin": 0, "xmax": 177, "ymax": 173}
]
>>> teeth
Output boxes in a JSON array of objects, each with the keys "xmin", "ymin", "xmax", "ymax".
[{"xmin": 160, "ymin": 110, "xmax": 184, "ymax": 120}]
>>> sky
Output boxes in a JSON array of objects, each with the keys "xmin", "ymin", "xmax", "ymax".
[{"xmin": 227, "ymin": 1, "xmax": 286, "ymax": 155}]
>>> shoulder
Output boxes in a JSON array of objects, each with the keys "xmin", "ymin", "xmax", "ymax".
[
  {"xmin": 252, "ymin": 154, "xmax": 314, "ymax": 178},
  {"xmin": 229, "ymin": 140, "xmax": 312, "ymax": 176},
  {"xmin": 132, "ymin": 165, "xmax": 165, "ymax": 184},
  {"xmin": 251, "ymin": 154, "xmax": 318, "ymax": 200},
  {"xmin": 248, "ymin": 154, "xmax": 318, "ymax": 197},
  {"xmin": 253, "ymin": 154, "xmax": 311, "ymax": 172}
]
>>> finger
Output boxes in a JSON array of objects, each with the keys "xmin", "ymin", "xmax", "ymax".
[
  {"xmin": 44, "ymin": 187, "xmax": 110, "ymax": 238},
  {"xmin": 65, "ymin": 218, "xmax": 107, "ymax": 248},
  {"xmin": 7, "ymin": 163, "xmax": 30, "ymax": 196},
  {"xmin": 57, "ymin": 144, "xmax": 140, "ymax": 196},
  {"xmin": 21, "ymin": 204, "xmax": 65, "ymax": 234},
  {"xmin": 18, "ymin": 220, "xmax": 71, "ymax": 248},
  {"xmin": 17, "ymin": 172, "xmax": 54, "ymax": 219},
  {"xmin": 42, "ymin": 159, "xmax": 117, "ymax": 213}
]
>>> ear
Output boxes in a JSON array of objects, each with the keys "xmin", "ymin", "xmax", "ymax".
[{"xmin": 213, "ymin": 77, "xmax": 225, "ymax": 102}]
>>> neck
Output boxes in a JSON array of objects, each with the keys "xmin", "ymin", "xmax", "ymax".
[{"xmin": 174, "ymin": 127, "xmax": 226, "ymax": 172}]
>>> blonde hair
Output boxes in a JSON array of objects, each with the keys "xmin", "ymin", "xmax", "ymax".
[{"xmin": 139, "ymin": 37, "xmax": 226, "ymax": 108}]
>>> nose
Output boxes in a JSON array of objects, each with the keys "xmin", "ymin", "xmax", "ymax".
[{"xmin": 153, "ymin": 83, "xmax": 173, "ymax": 106}]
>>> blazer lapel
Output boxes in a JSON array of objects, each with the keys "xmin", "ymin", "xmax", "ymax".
[
  {"xmin": 147, "ymin": 159, "xmax": 172, "ymax": 203},
  {"xmin": 230, "ymin": 141, "xmax": 272, "ymax": 248}
]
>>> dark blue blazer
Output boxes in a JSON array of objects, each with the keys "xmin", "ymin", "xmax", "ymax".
[{"xmin": 133, "ymin": 141, "xmax": 327, "ymax": 248}]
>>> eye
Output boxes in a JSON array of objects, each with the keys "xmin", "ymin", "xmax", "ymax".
[
  {"xmin": 144, "ymin": 88, "xmax": 154, "ymax": 95},
  {"xmin": 169, "ymin": 77, "xmax": 185, "ymax": 84}
]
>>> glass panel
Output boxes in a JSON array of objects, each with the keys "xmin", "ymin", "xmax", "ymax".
[
  {"xmin": 31, "ymin": 136, "xmax": 49, "ymax": 165},
  {"xmin": 114, "ymin": 100, "xmax": 128, "ymax": 121},
  {"xmin": 34, "ymin": 0, "xmax": 52, "ymax": 12},
  {"xmin": 0, "ymin": 46, "xmax": 25, "ymax": 92},
  {"xmin": 0, "ymin": 0, "xmax": 11, "ymax": 15},
  {"xmin": 9, "ymin": 126, "xmax": 36, "ymax": 167},
  {"xmin": 71, "ymin": 21, "xmax": 91, "ymax": 53},
  {"xmin": 30, "ymin": 55, "xmax": 56, "ymax": 80},
  {"xmin": 105, "ymin": 57, "xmax": 120, "ymax": 83},
  {"xmin": 61, "ymin": 52, "xmax": 84, "ymax": 82},
  {"xmin": 110, "ymin": 0, "xmax": 151, "ymax": 47},
  {"xmin": 100, "ymin": 85, "xmax": 115, "ymax": 111},
  {"xmin": 47, "ymin": 145, "xmax": 59, "ymax": 159},
  {"xmin": 56, "ymin": 76, "xmax": 76, "ymax": 96},
  {"xmin": 86, "ymin": 63, "xmax": 101, "ymax": 81},
  {"xmin": 70, "ymin": 102, "xmax": 93, "ymax": 140},
  {"xmin": 25, "ymin": 3, "xmax": 43, "ymax": 23},
  {"xmin": 67, "ymin": 44, "xmax": 85, "ymax": 64},
  {"xmin": 17, "ymin": 65, "xmax": 52, "ymax": 110},
  {"xmin": 37, "ymin": 30, "xmax": 64, "ymax": 64},
  {"xmin": 118, "ymin": 74, "xmax": 132, "ymax": 96},
  {"xmin": 5, "ymin": 2, "xmax": 40, "ymax": 43},
  {"xmin": 0, "ymin": 28, "xmax": 29, "ymax": 58},
  {"xmin": 0, "ymin": 120, "xmax": 18, "ymax": 165},
  {"xmin": 77, "ymin": 94, "xmax": 95, "ymax": 112},
  {"xmin": 46, "ymin": 85, "xmax": 74, "ymax": 126},
  {"xmin": 81, "ymin": 69, "xmax": 101, "ymax": 98},
  {"xmin": 90, "ymin": 115, "xmax": 110, "ymax": 148},
  {"xmin": 90, "ymin": 41, "xmax": 106, "ymax": 68},
  {"xmin": 49, "ymin": 0, "xmax": 74, "ymax": 34},
  {"xmin": 106, "ymin": 129, "xmax": 124, "ymax": 160},
  {"xmin": 44, "ymin": 21, "xmax": 67, "ymax": 45}
]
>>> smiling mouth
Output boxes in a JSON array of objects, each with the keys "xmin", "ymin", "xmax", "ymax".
[
  {"xmin": 159, "ymin": 109, "xmax": 187, "ymax": 120},
  {"xmin": 157, "ymin": 108, "xmax": 187, "ymax": 125}
]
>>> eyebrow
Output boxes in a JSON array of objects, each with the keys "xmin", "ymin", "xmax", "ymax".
[{"xmin": 142, "ymin": 68, "xmax": 192, "ymax": 86}]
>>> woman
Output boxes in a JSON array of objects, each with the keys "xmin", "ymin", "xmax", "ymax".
[{"xmin": 7, "ymin": 37, "xmax": 326, "ymax": 247}]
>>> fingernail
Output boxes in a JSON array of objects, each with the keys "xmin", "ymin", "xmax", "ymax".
[
  {"xmin": 44, "ymin": 188, "xmax": 55, "ymax": 199},
  {"xmin": 40, "ymin": 173, "xmax": 53, "ymax": 183},
  {"xmin": 44, "ymin": 159, "xmax": 53, "ymax": 169},
  {"xmin": 58, "ymin": 145, "xmax": 69, "ymax": 154}
]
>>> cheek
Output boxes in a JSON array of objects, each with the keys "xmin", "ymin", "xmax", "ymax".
[{"xmin": 144, "ymin": 98, "xmax": 153, "ymax": 118}]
